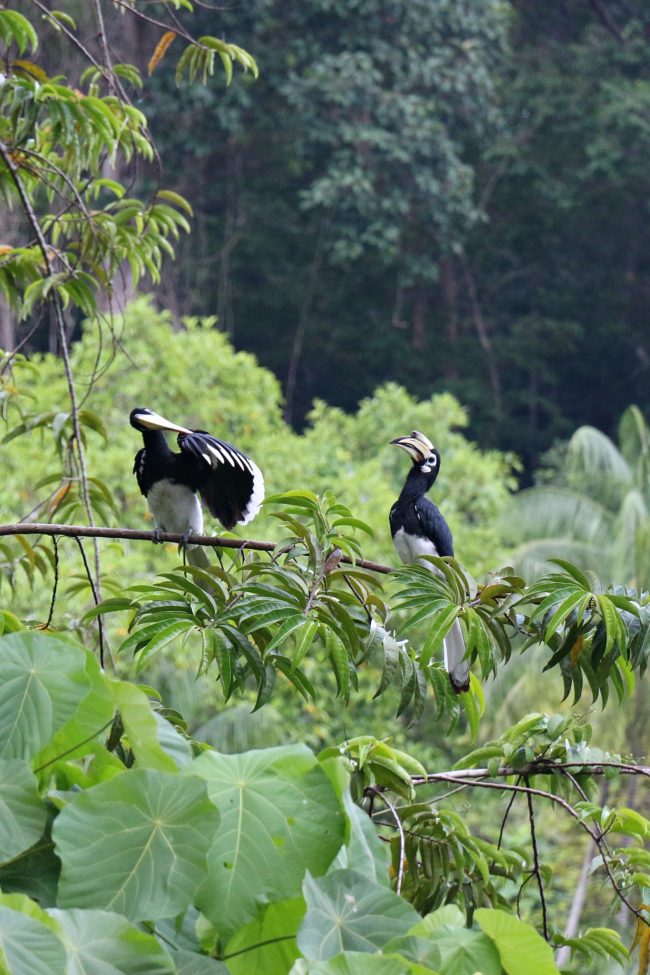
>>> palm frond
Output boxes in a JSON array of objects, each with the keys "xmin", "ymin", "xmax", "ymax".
[
  {"xmin": 195, "ymin": 704, "xmax": 284, "ymax": 753},
  {"xmin": 618, "ymin": 405, "xmax": 649, "ymax": 473},
  {"xmin": 510, "ymin": 536, "xmax": 614, "ymax": 583},
  {"xmin": 506, "ymin": 488, "xmax": 614, "ymax": 545},
  {"xmin": 611, "ymin": 490, "xmax": 649, "ymax": 587},
  {"xmin": 567, "ymin": 425, "xmax": 631, "ymax": 486}
]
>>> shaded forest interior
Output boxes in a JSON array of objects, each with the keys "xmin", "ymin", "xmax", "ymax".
[{"xmin": 5, "ymin": 0, "xmax": 650, "ymax": 473}]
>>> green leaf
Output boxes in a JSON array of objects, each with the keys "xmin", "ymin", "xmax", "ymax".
[
  {"xmin": 297, "ymin": 869, "xmax": 419, "ymax": 960},
  {"xmin": 53, "ymin": 769, "xmax": 220, "ymax": 920},
  {"xmin": 290, "ymin": 953, "xmax": 417, "ymax": 974},
  {"xmin": 0, "ymin": 633, "xmax": 93, "ymax": 762},
  {"xmin": 48, "ymin": 907, "xmax": 176, "ymax": 974},
  {"xmin": 0, "ymin": 892, "xmax": 66, "ymax": 975},
  {"xmin": 192, "ymin": 745, "xmax": 345, "ymax": 938},
  {"xmin": 475, "ymin": 908, "xmax": 559, "ymax": 975},
  {"xmin": 32, "ymin": 647, "xmax": 114, "ymax": 772},
  {"xmin": 325, "ymin": 627, "xmax": 351, "ymax": 699},
  {"xmin": 0, "ymin": 759, "xmax": 48, "ymax": 862},
  {"xmin": 173, "ymin": 950, "xmax": 230, "ymax": 974},
  {"xmin": 109, "ymin": 680, "xmax": 180, "ymax": 772},
  {"xmin": 390, "ymin": 906, "xmax": 501, "ymax": 974},
  {"xmin": 420, "ymin": 605, "xmax": 460, "ymax": 668},
  {"xmin": 224, "ymin": 898, "xmax": 305, "ymax": 975}
]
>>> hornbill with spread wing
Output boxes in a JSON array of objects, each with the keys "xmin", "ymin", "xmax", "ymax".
[
  {"xmin": 390, "ymin": 430, "xmax": 469, "ymax": 693},
  {"xmin": 130, "ymin": 408, "xmax": 264, "ymax": 564}
]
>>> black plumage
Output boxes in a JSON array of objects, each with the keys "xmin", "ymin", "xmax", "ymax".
[
  {"xmin": 390, "ymin": 430, "xmax": 469, "ymax": 693},
  {"xmin": 130, "ymin": 408, "xmax": 264, "ymax": 546}
]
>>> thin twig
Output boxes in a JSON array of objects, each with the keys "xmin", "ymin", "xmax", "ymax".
[
  {"xmin": 524, "ymin": 775, "xmax": 549, "ymax": 940},
  {"xmin": 415, "ymin": 772, "xmax": 645, "ymax": 922},
  {"xmin": 498, "ymin": 776, "xmax": 520, "ymax": 849},
  {"xmin": 44, "ymin": 536, "xmax": 59, "ymax": 629},
  {"xmin": 73, "ymin": 537, "xmax": 106, "ymax": 668},
  {"xmin": 33, "ymin": 716, "xmax": 115, "ymax": 772},
  {"xmin": 0, "ymin": 141, "xmax": 103, "ymax": 631},
  {"xmin": 0, "ymin": 522, "xmax": 394, "ymax": 574},
  {"xmin": 368, "ymin": 786, "xmax": 407, "ymax": 895}
]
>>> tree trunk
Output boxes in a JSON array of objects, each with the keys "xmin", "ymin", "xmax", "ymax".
[
  {"xmin": 411, "ymin": 286, "xmax": 428, "ymax": 351},
  {"xmin": 440, "ymin": 257, "xmax": 459, "ymax": 380}
]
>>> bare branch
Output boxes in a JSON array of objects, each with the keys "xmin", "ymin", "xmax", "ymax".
[
  {"xmin": 44, "ymin": 536, "xmax": 60, "ymax": 629},
  {"xmin": 368, "ymin": 786, "xmax": 406, "ymax": 895},
  {"xmin": 73, "ymin": 536, "xmax": 108, "ymax": 668},
  {"xmin": 0, "ymin": 522, "xmax": 394, "ymax": 574},
  {"xmin": 524, "ymin": 775, "xmax": 549, "ymax": 940}
]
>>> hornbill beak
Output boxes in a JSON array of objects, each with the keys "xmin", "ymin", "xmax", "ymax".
[
  {"xmin": 391, "ymin": 430, "xmax": 434, "ymax": 463},
  {"xmin": 130, "ymin": 408, "xmax": 192, "ymax": 435}
]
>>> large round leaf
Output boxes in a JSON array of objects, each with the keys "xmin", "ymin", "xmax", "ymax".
[
  {"xmin": 225, "ymin": 897, "xmax": 305, "ymax": 975},
  {"xmin": 475, "ymin": 908, "xmax": 560, "ymax": 975},
  {"xmin": 387, "ymin": 907, "xmax": 501, "ymax": 975},
  {"xmin": 49, "ymin": 908, "xmax": 175, "ymax": 975},
  {"xmin": 0, "ymin": 633, "xmax": 93, "ymax": 762},
  {"xmin": 0, "ymin": 893, "xmax": 67, "ymax": 975},
  {"xmin": 53, "ymin": 769, "xmax": 220, "ymax": 920},
  {"xmin": 0, "ymin": 759, "xmax": 47, "ymax": 862},
  {"xmin": 172, "ymin": 950, "xmax": 231, "ymax": 974},
  {"xmin": 297, "ymin": 869, "xmax": 419, "ymax": 960},
  {"xmin": 191, "ymin": 745, "xmax": 345, "ymax": 937},
  {"xmin": 32, "ymin": 646, "xmax": 114, "ymax": 772},
  {"xmin": 290, "ymin": 953, "xmax": 423, "ymax": 974}
]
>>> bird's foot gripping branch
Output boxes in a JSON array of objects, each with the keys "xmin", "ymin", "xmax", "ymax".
[
  {"xmin": 0, "ymin": 490, "xmax": 649, "ymax": 973},
  {"xmin": 1, "ymin": 490, "xmax": 647, "ymax": 731}
]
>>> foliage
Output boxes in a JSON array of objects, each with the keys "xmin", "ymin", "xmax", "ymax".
[
  {"xmin": 1, "ymin": 300, "xmax": 515, "ymax": 600},
  {"xmin": 0, "ymin": 620, "xmax": 644, "ymax": 973},
  {"xmin": 0, "ymin": 2, "xmax": 256, "ymax": 319},
  {"xmin": 507, "ymin": 406, "xmax": 650, "ymax": 588},
  {"xmin": 0, "ymin": 5, "xmax": 649, "ymax": 973},
  {"xmin": 0, "ymin": 629, "xmax": 648, "ymax": 975}
]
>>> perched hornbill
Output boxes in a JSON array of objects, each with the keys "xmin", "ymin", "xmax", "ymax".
[
  {"xmin": 390, "ymin": 430, "xmax": 469, "ymax": 693},
  {"xmin": 130, "ymin": 408, "xmax": 264, "ymax": 562}
]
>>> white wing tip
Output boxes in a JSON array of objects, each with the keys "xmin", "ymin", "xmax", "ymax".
[{"xmin": 239, "ymin": 463, "xmax": 265, "ymax": 525}]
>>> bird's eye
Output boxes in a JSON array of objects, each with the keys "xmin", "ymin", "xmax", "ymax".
[{"xmin": 428, "ymin": 455, "xmax": 437, "ymax": 466}]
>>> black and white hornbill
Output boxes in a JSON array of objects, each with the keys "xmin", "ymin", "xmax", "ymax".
[
  {"xmin": 390, "ymin": 430, "xmax": 470, "ymax": 693},
  {"xmin": 130, "ymin": 408, "xmax": 264, "ymax": 563}
]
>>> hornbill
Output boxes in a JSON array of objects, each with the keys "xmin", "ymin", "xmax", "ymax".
[
  {"xmin": 130, "ymin": 408, "xmax": 264, "ymax": 564},
  {"xmin": 390, "ymin": 430, "xmax": 469, "ymax": 693}
]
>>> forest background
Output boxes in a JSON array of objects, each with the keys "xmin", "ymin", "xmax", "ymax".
[{"xmin": 0, "ymin": 2, "xmax": 649, "ymax": 975}]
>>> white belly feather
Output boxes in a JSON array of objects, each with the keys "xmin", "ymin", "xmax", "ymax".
[
  {"xmin": 393, "ymin": 527, "xmax": 440, "ymax": 566},
  {"xmin": 146, "ymin": 480, "xmax": 203, "ymax": 537}
]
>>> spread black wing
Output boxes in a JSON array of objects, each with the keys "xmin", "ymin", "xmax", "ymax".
[
  {"xmin": 178, "ymin": 431, "xmax": 264, "ymax": 531},
  {"xmin": 414, "ymin": 498, "xmax": 455, "ymax": 557}
]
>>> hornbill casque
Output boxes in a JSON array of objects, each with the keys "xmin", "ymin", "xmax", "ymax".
[
  {"xmin": 130, "ymin": 408, "xmax": 265, "ymax": 565},
  {"xmin": 390, "ymin": 430, "xmax": 469, "ymax": 693}
]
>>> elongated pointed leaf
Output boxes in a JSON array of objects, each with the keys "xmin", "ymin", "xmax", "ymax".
[
  {"xmin": 420, "ymin": 605, "xmax": 460, "ymax": 668},
  {"xmin": 54, "ymin": 769, "xmax": 220, "ymax": 920}
]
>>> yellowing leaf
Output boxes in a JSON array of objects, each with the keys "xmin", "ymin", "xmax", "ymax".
[
  {"xmin": 631, "ymin": 905, "xmax": 650, "ymax": 975},
  {"xmin": 148, "ymin": 31, "xmax": 176, "ymax": 76},
  {"xmin": 569, "ymin": 635, "xmax": 584, "ymax": 667}
]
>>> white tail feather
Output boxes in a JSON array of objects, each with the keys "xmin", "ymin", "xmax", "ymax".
[{"xmin": 443, "ymin": 618, "xmax": 470, "ymax": 693}]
